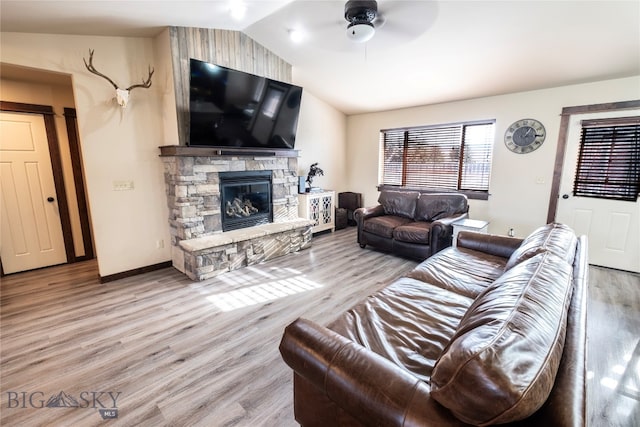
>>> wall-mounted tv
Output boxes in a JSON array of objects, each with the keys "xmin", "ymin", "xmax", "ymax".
[{"xmin": 188, "ymin": 58, "xmax": 303, "ymax": 150}]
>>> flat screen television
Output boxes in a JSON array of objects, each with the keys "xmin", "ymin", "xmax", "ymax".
[{"xmin": 188, "ymin": 58, "xmax": 303, "ymax": 150}]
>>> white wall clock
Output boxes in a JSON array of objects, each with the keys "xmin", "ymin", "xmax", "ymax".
[{"xmin": 504, "ymin": 119, "xmax": 546, "ymax": 154}]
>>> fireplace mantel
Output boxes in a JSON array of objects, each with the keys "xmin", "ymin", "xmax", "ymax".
[{"xmin": 159, "ymin": 145, "xmax": 299, "ymax": 158}]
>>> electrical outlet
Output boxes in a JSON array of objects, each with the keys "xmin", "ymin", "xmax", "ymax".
[
  {"xmin": 113, "ymin": 180, "xmax": 134, "ymax": 191},
  {"xmin": 508, "ymin": 228, "xmax": 515, "ymax": 237},
  {"xmin": 156, "ymin": 239, "xmax": 164, "ymax": 249},
  {"xmin": 535, "ymin": 177, "xmax": 545, "ymax": 184}
]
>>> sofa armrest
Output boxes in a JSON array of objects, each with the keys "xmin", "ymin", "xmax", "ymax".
[
  {"xmin": 354, "ymin": 204, "xmax": 385, "ymax": 222},
  {"xmin": 456, "ymin": 231, "xmax": 523, "ymax": 259},
  {"xmin": 522, "ymin": 235, "xmax": 588, "ymax": 427},
  {"xmin": 354, "ymin": 205, "xmax": 386, "ymax": 245},
  {"xmin": 280, "ymin": 318, "xmax": 452, "ymax": 426},
  {"xmin": 429, "ymin": 212, "xmax": 469, "ymax": 254},
  {"xmin": 432, "ymin": 212, "xmax": 468, "ymax": 228}
]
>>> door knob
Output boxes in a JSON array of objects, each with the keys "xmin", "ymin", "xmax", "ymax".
[
  {"xmin": 562, "ymin": 194, "xmax": 569, "ymax": 199},
  {"xmin": 47, "ymin": 197, "xmax": 55, "ymax": 202}
]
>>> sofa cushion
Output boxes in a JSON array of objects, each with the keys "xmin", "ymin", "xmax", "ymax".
[
  {"xmin": 407, "ymin": 246, "xmax": 507, "ymax": 299},
  {"xmin": 393, "ymin": 221, "xmax": 432, "ymax": 244},
  {"xmin": 415, "ymin": 193, "xmax": 467, "ymax": 221},
  {"xmin": 430, "ymin": 252, "xmax": 574, "ymax": 426},
  {"xmin": 329, "ymin": 277, "xmax": 475, "ymax": 382},
  {"xmin": 363, "ymin": 215, "xmax": 413, "ymax": 238},
  {"xmin": 378, "ymin": 191, "xmax": 419, "ymax": 218},
  {"xmin": 505, "ymin": 222, "xmax": 577, "ymax": 270}
]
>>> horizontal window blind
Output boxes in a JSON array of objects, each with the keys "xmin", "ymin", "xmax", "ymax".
[
  {"xmin": 460, "ymin": 123, "xmax": 494, "ymax": 191},
  {"xmin": 573, "ymin": 119, "xmax": 640, "ymax": 201},
  {"xmin": 405, "ymin": 125, "xmax": 461, "ymax": 189},
  {"xmin": 380, "ymin": 129, "xmax": 404, "ymax": 186},
  {"xmin": 380, "ymin": 121, "xmax": 494, "ymax": 193}
]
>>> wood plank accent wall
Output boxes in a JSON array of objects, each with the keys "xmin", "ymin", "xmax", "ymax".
[{"xmin": 169, "ymin": 27, "xmax": 293, "ymax": 146}]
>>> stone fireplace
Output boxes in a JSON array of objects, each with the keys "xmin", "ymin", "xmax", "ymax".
[{"xmin": 159, "ymin": 146, "xmax": 313, "ymax": 280}]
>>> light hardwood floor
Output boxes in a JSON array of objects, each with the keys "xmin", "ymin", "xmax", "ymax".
[
  {"xmin": 586, "ymin": 266, "xmax": 640, "ymax": 426},
  {"xmin": 1, "ymin": 228, "xmax": 638, "ymax": 426}
]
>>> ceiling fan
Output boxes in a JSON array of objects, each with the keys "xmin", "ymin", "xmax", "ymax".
[
  {"xmin": 263, "ymin": 1, "xmax": 435, "ymax": 52},
  {"xmin": 344, "ymin": 0, "xmax": 379, "ymax": 43},
  {"xmin": 341, "ymin": 0, "xmax": 433, "ymax": 45}
]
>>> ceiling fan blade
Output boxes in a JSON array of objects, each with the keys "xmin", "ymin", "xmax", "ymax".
[
  {"xmin": 376, "ymin": 19, "xmax": 421, "ymax": 39},
  {"xmin": 375, "ymin": 0, "xmax": 437, "ymax": 38}
]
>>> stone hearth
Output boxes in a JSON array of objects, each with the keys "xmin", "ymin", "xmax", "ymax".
[{"xmin": 160, "ymin": 146, "xmax": 313, "ymax": 280}]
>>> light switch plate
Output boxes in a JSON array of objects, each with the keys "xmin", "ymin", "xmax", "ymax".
[{"xmin": 113, "ymin": 180, "xmax": 134, "ymax": 191}]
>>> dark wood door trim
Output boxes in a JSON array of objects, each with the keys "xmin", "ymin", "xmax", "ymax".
[
  {"xmin": 64, "ymin": 107, "xmax": 94, "ymax": 261},
  {"xmin": 1, "ymin": 100, "xmax": 75, "ymax": 264},
  {"xmin": 547, "ymin": 99, "xmax": 640, "ymax": 223}
]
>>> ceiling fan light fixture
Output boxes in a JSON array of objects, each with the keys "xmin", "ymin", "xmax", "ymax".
[
  {"xmin": 346, "ymin": 22, "xmax": 375, "ymax": 43},
  {"xmin": 344, "ymin": 0, "xmax": 378, "ymax": 43}
]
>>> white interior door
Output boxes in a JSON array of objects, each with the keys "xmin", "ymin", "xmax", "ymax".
[
  {"xmin": 556, "ymin": 109, "xmax": 640, "ymax": 273},
  {"xmin": 0, "ymin": 111, "xmax": 67, "ymax": 274}
]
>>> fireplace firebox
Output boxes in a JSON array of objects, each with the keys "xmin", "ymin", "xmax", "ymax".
[{"xmin": 220, "ymin": 171, "xmax": 272, "ymax": 231}]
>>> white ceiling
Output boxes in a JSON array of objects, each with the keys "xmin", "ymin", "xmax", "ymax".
[{"xmin": 1, "ymin": 1, "xmax": 639, "ymax": 115}]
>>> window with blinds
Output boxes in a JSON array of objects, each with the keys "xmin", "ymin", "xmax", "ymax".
[
  {"xmin": 573, "ymin": 117, "xmax": 640, "ymax": 202},
  {"xmin": 379, "ymin": 121, "xmax": 495, "ymax": 196}
]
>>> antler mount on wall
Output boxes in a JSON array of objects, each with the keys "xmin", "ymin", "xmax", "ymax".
[{"xmin": 83, "ymin": 49, "xmax": 154, "ymax": 108}]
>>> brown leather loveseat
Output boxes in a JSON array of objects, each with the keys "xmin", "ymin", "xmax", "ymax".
[
  {"xmin": 280, "ymin": 223, "xmax": 588, "ymax": 426},
  {"xmin": 355, "ymin": 190, "xmax": 469, "ymax": 260}
]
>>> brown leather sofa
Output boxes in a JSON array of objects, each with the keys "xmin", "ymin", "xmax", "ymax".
[
  {"xmin": 355, "ymin": 190, "xmax": 469, "ymax": 260},
  {"xmin": 280, "ymin": 223, "xmax": 588, "ymax": 426}
]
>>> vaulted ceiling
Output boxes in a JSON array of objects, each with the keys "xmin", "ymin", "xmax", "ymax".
[{"xmin": 2, "ymin": 1, "xmax": 639, "ymax": 114}]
